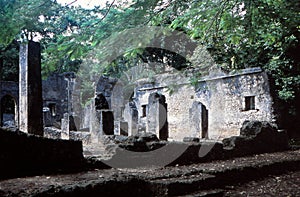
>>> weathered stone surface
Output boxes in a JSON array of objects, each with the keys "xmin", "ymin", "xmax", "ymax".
[
  {"xmin": 42, "ymin": 73, "xmax": 74, "ymax": 126},
  {"xmin": 69, "ymin": 131, "xmax": 91, "ymax": 145},
  {"xmin": 113, "ymin": 135, "xmax": 129, "ymax": 143},
  {"xmin": 134, "ymin": 67, "xmax": 274, "ymax": 141},
  {"xmin": 240, "ymin": 120, "xmax": 277, "ymax": 137},
  {"xmin": 223, "ymin": 121, "xmax": 289, "ymax": 157},
  {"xmin": 19, "ymin": 41, "xmax": 43, "ymax": 135},
  {"xmin": 0, "ymin": 72, "xmax": 77, "ymax": 129},
  {"xmin": 0, "ymin": 128, "xmax": 84, "ymax": 179},
  {"xmin": 113, "ymin": 133, "xmax": 159, "ymax": 144},
  {"xmin": 146, "ymin": 141, "xmax": 168, "ymax": 151},
  {"xmin": 114, "ymin": 120, "xmax": 128, "ymax": 135},
  {"xmin": 0, "ymin": 82, "xmax": 18, "ymax": 127},
  {"xmin": 103, "ymin": 133, "xmax": 161, "ymax": 152},
  {"xmin": 183, "ymin": 137, "xmax": 200, "ymax": 143},
  {"xmin": 61, "ymin": 113, "xmax": 69, "ymax": 140},
  {"xmin": 124, "ymin": 102, "xmax": 138, "ymax": 136},
  {"xmin": 44, "ymin": 127, "xmax": 61, "ymax": 139},
  {"xmin": 170, "ymin": 142, "xmax": 224, "ymax": 165},
  {"xmin": 189, "ymin": 101, "xmax": 208, "ymax": 139},
  {"xmin": 147, "ymin": 93, "xmax": 168, "ymax": 140},
  {"xmin": 133, "ymin": 132, "xmax": 160, "ymax": 143},
  {"xmin": 96, "ymin": 76, "xmax": 118, "ymax": 105}
]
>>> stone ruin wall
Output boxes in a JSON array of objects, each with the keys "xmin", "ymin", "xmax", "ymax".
[
  {"xmin": 0, "ymin": 63, "xmax": 275, "ymax": 143},
  {"xmin": 197, "ymin": 69, "xmax": 275, "ymax": 139},
  {"xmin": 0, "ymin": 81, "xmax": 19, "ymax": 126},
  {"xmin": 133, "ymin": 68, "xmax": 275, "ymax": 141},
  {"xmin": 42, "ymin": 73, "xmax": 69, "ymax": 124}
]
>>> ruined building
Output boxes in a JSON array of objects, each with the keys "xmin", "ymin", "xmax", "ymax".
[
  {"xmin": 86, "ymin": 66, "xmax": 275, "ymax": 141},
  {"xmin": 0, "ymin": 41, "xmax": 275, "ymax": 142},
  {"xmin": 0, "ymin": 67, "xmax": 275, "ymax": 142}
]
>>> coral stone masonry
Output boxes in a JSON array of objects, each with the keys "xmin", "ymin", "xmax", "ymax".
[{"xmin": 19, "ymin": 41, "xmax": 43, "ymax": 136}]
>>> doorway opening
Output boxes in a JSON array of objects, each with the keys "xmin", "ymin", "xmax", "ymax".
[
  {"xmin": 1, "ymin": 95, "xmax": 17, "ymax": 127},
  {"xmin": 200, "ymin": 104, "xmax": 208, "ymax": 139}
]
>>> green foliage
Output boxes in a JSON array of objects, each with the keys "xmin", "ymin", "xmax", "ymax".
[
  {"xmin": 150, "ymin": 0, "xmax": 299, "ymax": 133},
  {"xmin": 152, "ymin": 0, "xmax": 300, "ymax": 101},
  {"xmin": 0, "ymin": 0, "xmax": 299, "ymax": 129},
  {"xmin": 0, "ymin": 41, "xmax": 19, "ymax": 81},
  {"xmin": 40, "ymin": 0, "xmax": 162, "ymax": 77},
  {"xmin": 0, "ymin": 0, "xmax": 58, "ymax": 45}
]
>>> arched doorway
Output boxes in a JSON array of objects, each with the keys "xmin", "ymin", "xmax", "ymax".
[{"xmin": 0, "ymin": 95, "xmax": 17, "ymax": 127}]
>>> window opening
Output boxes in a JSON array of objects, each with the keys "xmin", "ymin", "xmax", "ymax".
[
  {"xmin": 142, "ymin": 105, "xmax": 147, "ymax": 117},
  {"xmin": 48, "ymin": 103, "xmax": 56, "ymax": 116},
  {"xmin": 245, "ymin": 96, "xmax": 255, "ymax": 110}
]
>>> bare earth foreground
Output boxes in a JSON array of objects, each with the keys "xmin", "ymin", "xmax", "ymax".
[
  {"xmin": 224, "ymin": 171, "xmax": 300, "ymax": 196},
  {"xmin": 0, "ymin": 150, "xmax": 299, "ymax": 197}
]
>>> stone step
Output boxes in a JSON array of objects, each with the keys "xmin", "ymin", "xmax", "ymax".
[
  {"xmin": 178, "ymin": 189, "xmax": 224, "ymax": 197},
  {"xmin": 83, "ymin": 142, "xmax": 117, "ymax": 160},
  {"xmin": 149, "ymin": 173, "xmax": 217, "ymax": 196}
]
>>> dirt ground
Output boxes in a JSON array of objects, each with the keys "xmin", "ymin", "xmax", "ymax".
[
  {"xmin": 0, "ymin": 150, "xmax": 299, "ymax": 196},
  {"xmin": 224, "ymin": 171, "xmax": 300, "ymax": 197}
]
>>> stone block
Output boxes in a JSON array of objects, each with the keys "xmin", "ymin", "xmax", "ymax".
[
  {"xmin": 61, "ymin": 113, "xmax": 69, "ymax": 140},
  {"xmin": 0, "ymin": 128, "xmax": 84, "ymax": 179},
  {"xmin": 183, "ymin": 137, "xmax": 200, "ymax": 143},
  {"xmin": 223, "ymin": 121, "xmax": 289, "ymax": 157}
]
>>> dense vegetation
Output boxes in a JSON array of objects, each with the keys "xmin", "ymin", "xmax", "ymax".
[{"xmin": 0, "ymin": 0, "xmax": 299, "ymax": 135}]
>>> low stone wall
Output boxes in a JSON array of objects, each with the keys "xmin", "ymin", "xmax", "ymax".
[
  {"xmin": 44, "ymin": 127, "xmax": 91, "ymax": 145},
  {"xmin": 0, "ymin": 128, "xmax": 84, "ymax": 179},
  {"xmin": 170, "ymin": 121, "xmax": 289, "ymax": 166},
  {"xmin": 102, "ymin": 121, "xmax": 290, "ymax": 168},
  {"xmin": 44, "ymin": 127, "xmax": 62, "ymax": 139},
  {"xmin": 70, "ymin": 131, "xmax": 91, "ymax": 145}
]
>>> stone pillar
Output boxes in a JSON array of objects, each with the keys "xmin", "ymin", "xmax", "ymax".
[
  {"xmin": 189, "ymin": 101, "xmax": 201, "ymax": 138},
  {"xmin": 114, "ymin": 120, "xmax": 128, "ymax": 136},
  {"xmin": 111, "ymin": 82, "xmax": 124, "ymax": 121},
  {"xmin": 61, "ymin": 113, "xmax": 69, "ymax": 140},
  {"xmin": 129, "ymin": 107, "xmax": 138, "ymax": 136},
  {"xmin": 89, "ymin": 100, "xmax": 100, "ymax": 143},
  {"xmin": 19, "ymin": 41, "xmax": 43, "ymax": 135},
  {"xmin": 114, "ymin": 120, "xmax": 129, "ymax": 136},
  {"xmin": 147, "ymin": 93, "xmax": 168, "ymax": 140},
  {"xmin": 189, "ymin": 101, "xmax": 209, "ymax": 139},
  {"xmin": 124, "ymin": 102, "xmax": 138, "ymax": 136},
  {"xmin": 114, "ymin": 120, "xmax": 121, "ymax": 135}
]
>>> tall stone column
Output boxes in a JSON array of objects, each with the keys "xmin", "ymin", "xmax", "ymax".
[
  {"xmin": 129, "ymin": 104, "xmax": 138, "ymax": 136},
  {"xmin": 19, "ymin": 41, "xmax": 43, "ymax": 136},
  {"xmin": 61, "ymin": 113, "xmax": 70, "ymax": 140}
]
